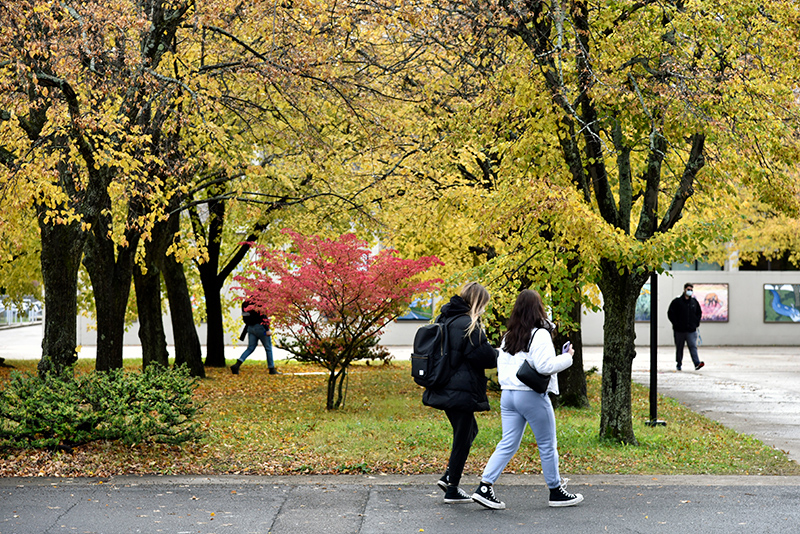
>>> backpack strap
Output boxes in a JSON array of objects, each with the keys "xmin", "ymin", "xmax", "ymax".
[{"xmin": 436, "ymin": 315, "xmax": 468, "ymax": 381}]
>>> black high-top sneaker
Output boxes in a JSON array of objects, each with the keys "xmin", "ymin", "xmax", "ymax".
[
  {"xmin": 437, "ymin": 469, "xmax": 450, "ymax": 493},
  {"xmin": 548, "ymin": 484, "xmax": 583, "ymax": 507},
  {"xmin": 230, "ymin": 361, "xmax": 241, "ymax": 374},
  {"xmin": 472, "ymin": 482, "xmax": 506, "ymax": 510},
  {"xmin": 443, "ymin": 485, "xmax": 473, "ymax": 504}
]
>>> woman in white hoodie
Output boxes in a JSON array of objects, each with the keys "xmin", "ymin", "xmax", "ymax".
[{"xmin": 471, "ymin": 289, "xmax": 583, "ymax": 510}]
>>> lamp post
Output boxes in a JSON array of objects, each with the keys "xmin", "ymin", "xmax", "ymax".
[{"xmin": 646, "ymin": 271, "xmax": 666, "ymax": 427}]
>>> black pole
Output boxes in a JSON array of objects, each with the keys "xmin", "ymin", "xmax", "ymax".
[{"xmin": 646, "ymin": 271, "xmax": 666, "ymax": 426}]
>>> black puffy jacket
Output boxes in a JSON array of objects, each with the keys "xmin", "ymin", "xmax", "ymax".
[{"xmin": 422, "ymin": 296, "xmax": 498, "ymax": 412}]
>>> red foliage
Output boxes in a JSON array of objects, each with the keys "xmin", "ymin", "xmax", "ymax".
[
  {"xmin": 237, "ymin": 231, "xmax": 442, "ymax": 334},
  {"xmin": 234, "ymin": 230, "xmax": 442, "ymax": 408}
]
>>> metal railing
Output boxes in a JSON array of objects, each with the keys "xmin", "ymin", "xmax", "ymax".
[{"xmin": 0, "ymin": 297, "xmax": 43, "ymax": 327}]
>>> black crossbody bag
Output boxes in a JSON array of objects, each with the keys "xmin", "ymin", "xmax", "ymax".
[{"xmin": 515, "ymin": 328, "xmax": 550, "ymax": 394}]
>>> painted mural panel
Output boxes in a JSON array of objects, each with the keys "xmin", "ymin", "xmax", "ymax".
[
  {"xmin": 764, "ymin": 284, "xmax": 800, "ymax": 323},
  {"xmin": 396, "ymin": 295, "xmax": 435, "ymax": 321},
  {"xmin": 694, "ymin": 283, "xmax": 729, "ymax": 322},
  {"xmin": 634, "ymin": 282, "xmax": 651, "ymax": 322}
]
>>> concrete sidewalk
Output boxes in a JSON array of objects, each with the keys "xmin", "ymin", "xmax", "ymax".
[
  {"xmin": 582, "ymin": 345, "xmax": 800, "ymax": 463},
  {"xmin": 2, "ymin": 474, "xmax": 800, "ymax": 534}
]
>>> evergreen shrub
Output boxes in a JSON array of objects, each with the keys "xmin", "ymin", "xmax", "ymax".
[{"xmin": 0, "ymin": 365, "xmax": 204, "ymax": 449}]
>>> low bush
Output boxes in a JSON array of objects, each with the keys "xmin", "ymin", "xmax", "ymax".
[{"xmin": 0, "ymin": 365, "xmax": 204, "ymax": 449}]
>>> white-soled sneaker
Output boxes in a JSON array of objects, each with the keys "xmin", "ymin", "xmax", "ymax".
[
  {"xmin": 472, "ymin": 482, "xmax": 505, "ymax": 510},
  {"xmin": 548, "ymin": 484, "xmax": 583, "ymax": 507},
  {"xmin": 437, "ymin": 472, "xmax": 449, "ymax": 493},
  {"xmin": 444, "ymin": 485, "xmax": 473, "ymax": 504}
]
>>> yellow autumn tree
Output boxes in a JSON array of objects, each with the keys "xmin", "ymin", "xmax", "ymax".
[{"xmin": 366, "ymin": 0, "xmax": 800, "ymax": 443}]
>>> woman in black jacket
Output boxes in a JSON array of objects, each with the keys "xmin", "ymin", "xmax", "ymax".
[{"xmin": 423, "ymin": 282, "xmax": 498, "ymax": 503}]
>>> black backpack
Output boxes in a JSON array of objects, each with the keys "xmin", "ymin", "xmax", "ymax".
[{"xmin": 411, "ymin": 316, "xmax": 458, "ymax": 388}]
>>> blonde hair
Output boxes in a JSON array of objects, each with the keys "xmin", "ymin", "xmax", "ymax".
[{"xmin": 459, "ymin": 282, "xmax": 490, "ymax": 337}]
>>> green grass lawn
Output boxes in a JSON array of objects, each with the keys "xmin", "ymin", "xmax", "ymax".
[{"xmin": 1, "ymin": 359, "xmax": 798, "ymax": 477}]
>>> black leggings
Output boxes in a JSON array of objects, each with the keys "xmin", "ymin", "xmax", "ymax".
[{"xmin": 444, "ymin": 409, "xmax": 479, "ymax": 487}]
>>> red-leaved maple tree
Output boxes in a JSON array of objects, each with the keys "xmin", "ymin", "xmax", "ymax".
[{"xmin": 235, "ymin": 230, "xmax": 442, "ymax": 409}]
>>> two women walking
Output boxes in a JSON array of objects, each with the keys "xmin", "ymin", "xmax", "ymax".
[{"xmin": 425, "ymin": 283, "xmax": 583, "ymax": 509}]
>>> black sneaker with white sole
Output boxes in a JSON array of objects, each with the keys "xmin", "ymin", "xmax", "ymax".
[
  {"xmin": 548, "ymin": 485, "xmax": 584, "ymax": 507},
  {"xmin": 443, "ymin": 485, "xmax": 473, "ymax": 504},
  {"xmin": 437, "ymin": 470, "xmax": 449, "ymax": 493},
  {"xmin": 472, "ymin": 482, "xmax": 506, "ymax": 510}
]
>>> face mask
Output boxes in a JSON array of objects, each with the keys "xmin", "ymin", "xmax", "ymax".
[{"xmin": 685, "ymin": 289, "xmax": 693, "ymax": 297}]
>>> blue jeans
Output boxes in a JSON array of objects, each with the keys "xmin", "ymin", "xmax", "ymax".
[
  {"xmin": 239, "ymin": 324, "xmax": 274, "ymax": 368},
  {"xmin": 481, "ymin": 389, "xmax": 561, "ymax": 489},
  {"xmin": 674, "ymin": 330, "xmax": 700, "ymax": 368}
]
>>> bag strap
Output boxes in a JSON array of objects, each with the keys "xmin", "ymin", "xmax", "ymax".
[{"xmin": 526, "ymin": 328, "xmax": 539, "ymax": 352}]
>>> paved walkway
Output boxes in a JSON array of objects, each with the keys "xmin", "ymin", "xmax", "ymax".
[{"xmin": 582, "ymin": 345, "xmax": 800, "ymax": 463}]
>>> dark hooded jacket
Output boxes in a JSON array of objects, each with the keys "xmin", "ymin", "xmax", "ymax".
[
  {"xmin": 667, "ymin": 295, "xmax": 702, "ymax": 333},
  {"xmin": 422, "ymin": 295, "xmax": 498, "ymax": 412}
]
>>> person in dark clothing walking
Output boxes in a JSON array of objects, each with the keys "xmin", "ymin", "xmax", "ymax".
[
  {"xmin": 232, "ymin": 299, "xmax": 278, "ymax": 375},
  {"xmin": 422, "ymin": 282, "xmax": 498, "ymax": 504},
  {"xmin": 667, "ymin": 283, "xmax": 704, "ymax": 371}
]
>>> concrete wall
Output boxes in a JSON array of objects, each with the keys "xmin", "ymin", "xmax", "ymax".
[
  {"xmin": 77, "ymin": 270, "xmax": 800, "ymax": 348},
  {"xmin": 579, "ymin": 270, "xmax": 800, "ymax": 346}
]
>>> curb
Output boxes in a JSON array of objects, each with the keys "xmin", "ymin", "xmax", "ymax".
[
  {"xmin": 0, "ymin": 321, "xmax": 42, "ymax": 331},
  {"xmin": 4, "ymin": 473, "xmax": 800, "ymax": 488}
]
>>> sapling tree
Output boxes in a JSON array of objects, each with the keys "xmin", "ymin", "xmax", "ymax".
[{"xmin": 236, "ymin": 230, "xmax": 442, "ymax": 410}]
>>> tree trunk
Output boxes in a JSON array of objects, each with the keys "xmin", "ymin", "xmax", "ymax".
[
  {"xmin": 82, "ymin": 223, "xmax": 137, "ymax": 371},
  {"xmin": 597, "ymin": 261, "xmax": 649, "ymax": 444},
  {"xmin": 37, "ymin": 218, "xmax": 85, "ymax": 377},
  {"xmin": 327, "ymin": 367, "xmax": 348, "ymax": 410},
  {"xmin": 335, "ymin": 367, "xmax": 348, "ymax": 409},
  {"xmin": 160, "ymin": 217, "xmax": 205, "ymax": 378},
  {"xmin": 188, "ymin": 186, "xmax": 286, "ymax": 368},
  {"xmin": 190, "ymin": 191, "xmax": 228, "ymax": 368},
  {"xmin": 199, "ymin": 266, "xmax": 226, "ymax": 367},
  {"xmin": 552, "ymin": 298, "xmax": 589, "ymax": 409},
  {"xmin": 133, "ymin": 264, "xmax": 170, "ymax": 370}
]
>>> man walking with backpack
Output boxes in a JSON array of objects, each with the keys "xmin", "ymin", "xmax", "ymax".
[{"xmin": 232, "ymin": 299, "xmax": 279, "ymax": 375}]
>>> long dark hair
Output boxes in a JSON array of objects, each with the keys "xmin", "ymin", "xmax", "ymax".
[{"xmin": 503, "ymin": 289, "xmax": 551, "ymax": 355}]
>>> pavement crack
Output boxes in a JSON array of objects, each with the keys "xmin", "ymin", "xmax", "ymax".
[
  {"xmin": 354, "ymin": 485, "xmax": 371, "ymax": 533},
  {"xmin": 42, "ymin": 486, "xmax": 84, "ymax": 534},
  {"xmin": 267, "ymin": 485, "xmax": 291, "ymax": 533}
]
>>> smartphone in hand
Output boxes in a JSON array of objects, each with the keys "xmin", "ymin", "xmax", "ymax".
[{"xmin": 562, "ymin": 341, "xmax": 572, "ymax": 353}]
